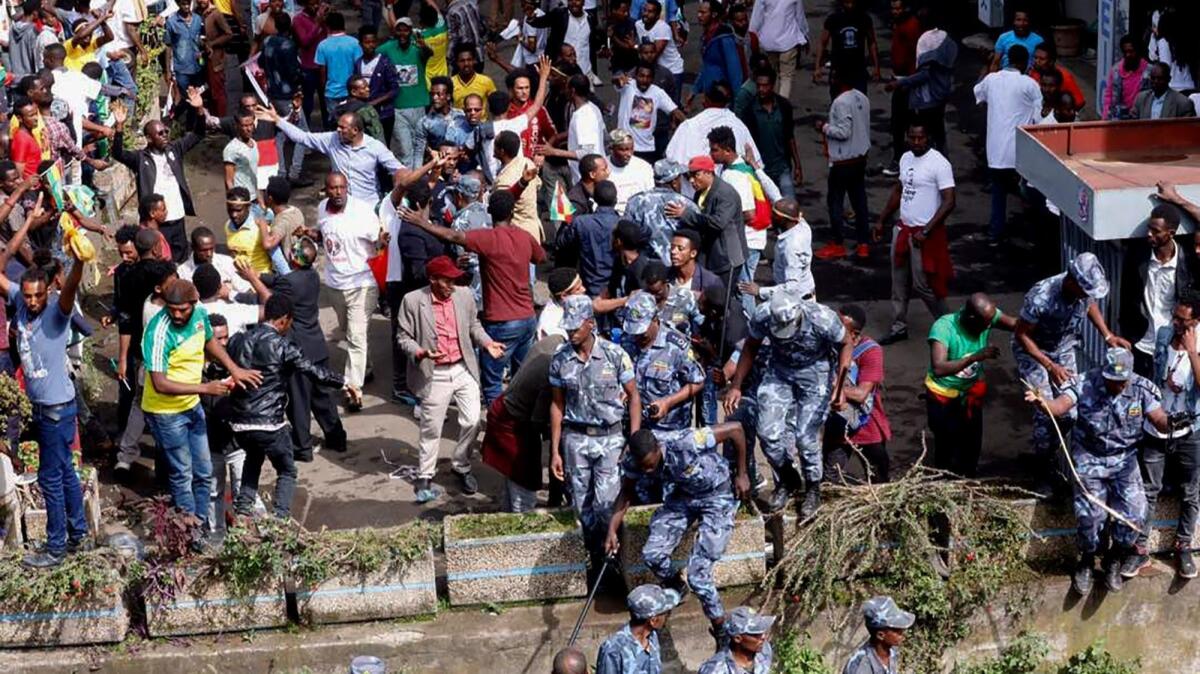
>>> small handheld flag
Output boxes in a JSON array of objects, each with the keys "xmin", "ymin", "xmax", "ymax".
[
  {"xmin": 41, "ymin": 161, "xmax": 65, "ymax": 210},
  {"xmin": 550, "ymin": 180, "xmax": 575, "ymax": 223}
]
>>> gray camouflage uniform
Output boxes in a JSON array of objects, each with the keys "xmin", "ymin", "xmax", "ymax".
[
  {"xmin": 626, "ymin": 427, "xmax": 738, "ymax": 620},
  {"xmin": 594, "ymin": 584, "xmax": 680, "ymax": 674},
  {"xmin": 625, "ymin": 187, "xmax": 700, "ymax": 266},
  {"xmin": 698, "ymin": 606, "xmax": 777, "ymax": 674},
  {"xmin": 749, "ymin": 296, "xmax": 846, "ymax": 483},
  {"xmin": 449, "ymin": 200, "xmax": 492, "ymax": 306}
]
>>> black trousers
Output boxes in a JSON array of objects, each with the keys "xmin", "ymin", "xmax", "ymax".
[
  {"xmin": 1132, "ymin": 348, "xmax": 1156, "ymax": 379},
  {"xmin": 827, "ymin": 161, "xmax": 869, "ymax": 245},
  {"xmin": 160, "ymin": 218, "xmax": 189, "ymax": 264},
  {"xmin": 287, "ymin": 359, "xmax": 345, "ymax": 454},
  {"xmin": 234, "ymin": 428, "xmax": 298, "ymax": 518},
  {"xmin": 387, "ymin": 281, "xmax": 413, "ymax": 396},
  {"xmin": 1137, "ymin": 432, "xmax": 1200, "ymax": 548},
  {"xmin": 927, "ymin": 393, "xmax": 983, "ymax": 478},
  {"xmin": 890, "ymin": 86, "xmax": 912, "ymax": 164},
  {"xmin": 824, "ymin": 438, "xmax": 890, "ymax": 484}
]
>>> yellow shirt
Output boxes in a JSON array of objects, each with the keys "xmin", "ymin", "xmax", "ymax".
[
  {"xmin": 141, "ymin": 305, "xmax": 213, "ymax": 415},
  {"xmin": 451, "ymin": 73, "xmax": 496, "ymax": 120},
  {"xmin": 226, "ymin": 218, "xmax": 274, "ymax": 273},
  {"xmin": 214, "ymin": 0, "xmax": 234, "ymax": 15},
  {"xmin": 64, "ymin": 37, "xmax": 99, "ymax": 71}
]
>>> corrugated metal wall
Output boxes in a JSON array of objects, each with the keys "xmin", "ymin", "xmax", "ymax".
[{"xmin": 1060, "ymin": 215, "xmax": 1125, "ymax": 371}]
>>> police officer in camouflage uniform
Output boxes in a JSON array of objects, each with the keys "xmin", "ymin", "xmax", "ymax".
[
  {"xmin": 842, "ymin": 596, "xmax": 914, "ymax": 674},
  {"xmin": 724, "ymin": 291, "xmax": 853, "ymax": 516},
  {"xmin": 698, "ymin": 606, "xmax": 776, "ymax": 674},
  {"xmin": 1014, "ymin": 252, "xmax": 1130, "ymax": 496},
  {"xmin": 606, "ymin": 424, "xmax": 751, "ymax": 646},
  {"xmin": 624, "ymin": 291, "xmax": 705, "ymax": 433},
  {"xmin": 595, "ymin": 584, "xmax": 681, "ymax": 674},
  {"xmin": 446, "ymin": 175, "xmax": 492, "ymax": 306},
  {"xmin": 640, "ymin": 261, "xmax": 704, "ymax": 337},
  {"xmin": 625, "ymin": 159, "xmax": 701, "ymax": 266},
  {"xmin": 1029, "ymin": 347, "xmax": 1168, "ymax": 595},
  {"xmin": 551, "ymin": 295, "xmax": 642, "ymax": 557}
]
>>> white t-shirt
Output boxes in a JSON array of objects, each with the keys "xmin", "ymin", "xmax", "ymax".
[
  {"xmin": 98, "ymin": 0, "xmax": 144, "ymax": 56},
  {"xmin": 52, "ymin": 69, "xmax": 102, "ymax": 149},
  {"xmin": 608, "ymin": 156, "xmax": 655, "ymax": 214},
  {"xmin": 720, "ymin": 162, "xmax": 765, "ymax": 250},
  {"xmin": 898, "ymin": 149, "xmax": 955, "ymax": 228},
  {"xmin": 487, "ymin": 115, "xmax": 531, "ymax": 177},
  {"xmin": 567, "ymin": 101, "xmax": 607, "ymax": 182},
  {"xmin": 359, "ymin": 55, "xmax": 381, "ymax": 79},
  {"xmin": 379, "ymin": 195, "xmax": 405, "ymax": 283},
  {"xmin": 202, "ymin": 299, "xmax": 261, "ymax": 337},
  {"xmin": 617, "ymin": 81, "xmax": 676, "ymax": 152},
  {"xmin": 178, "ymin": 252, "xmax": 252, "ymax": 294},
  {"xmin": 317, "ymin": 196, "xmax": 381, "ymax": 290},
  {"xmin": 637, "ymin": 19, "xmax": 683, "ymax": 74},
  {"xmin": 150, "ymin": 151, "xmax": 187, "ymax": 221},
  {"xmin": 564, "ymin": 13, "xmax": 593, "ymax": 75},
  {"xmin": 972, "ymin": 68, "xmax": 1041, "ymax": 169},
  {"xmin": 1149, "ymin": 36, "xmax": 1195, "ymax": 91}
]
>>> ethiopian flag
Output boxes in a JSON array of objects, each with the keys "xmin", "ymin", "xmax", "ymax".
[
  {"xmin": 726, "ymin": 162, "xmax": 772, "ymax": 230},
  {"xmin": 550, "ymin": 180, "xmax": 575, "ymax": 223},
  {"xmin": 41, "ymin": 160, "xmax": 65, "ymax": 210}
]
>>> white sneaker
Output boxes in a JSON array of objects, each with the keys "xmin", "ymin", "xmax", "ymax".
[{"xmin": 115, "ymin": 460, "xmax": 132, "ymax": 472}]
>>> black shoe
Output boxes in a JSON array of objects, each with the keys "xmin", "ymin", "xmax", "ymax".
[
  {"xmin": 323, "ymin": 429, "xmax": 348, "ymax": 452},
  {"xmin": 798, "ymin": 483, "xmax": 821, "ymax": 520},
  {"xmin": 878, "ymin": 330, "xmax": 908, "ymax": 346},
  {"xmin": 1119, "ymin": 552, "xmax": 1150, "ymax": 579},
  {"xmin": 23, "ymin": 550, "xmax": 65, "ymax": 568},
  {"xmin": 294, "ymin": 447, "xmax": 314, "ymax": 463},
  {"xmin": 1072, "ymin": 557, "xmax": 1094, "ymax": 595},
  {"xmin": 1104, "ymin": 560, "xmax": 1124, "ymax": 592},
  {"xmin": 457, "ymin": 471, "xmax": 479, "ymax": 495},
  {"xmin": 364, "ymin": 370, "xmax": 376, "ymax": 384},
  {"xmin": 67, "ymin": 537, "xmax": 94, "ymax": 554},
  {"xmin": 1179, "ymin": 548, "xmax": 1198, "ymax": 579},
  {"xmin": 662, "ymin": 572, "xmax": 690, "ymax": 603},
  {"xmin": 346, "ymin": 400, "xmax": 363, "ymax": 413},
  {"xmin": 767, "ymin": 484, "xmax": 792, "ymax": 512}
]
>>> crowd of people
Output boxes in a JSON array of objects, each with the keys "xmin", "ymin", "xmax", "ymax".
[{"xmin": 3, "ymin": 0, "xmax": 1200, "ymax": 670}]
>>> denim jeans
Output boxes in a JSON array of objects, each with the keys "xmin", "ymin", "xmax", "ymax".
[
  {"xmin": 234, "ymin": 428, "xmax": 298, "ymax": 518},
  {"xmin": 392, "ymin": 107, "xmax": 426, "ymax": 169},
  {"xmin": 146, "ymin": 405, "xmax": 213, "ymax": 527},
  {"xmin": 739, "ymin": 248, "xmax": 763, "ymax": 316},
  {"xmin": 1137, "ymin": 432, "xmax": 1200, "ymax": 548},
  {"xmin": 271, "ymin": 98, "xmax": 309, "ymax": 179},
  {"xmin": 480, "ymin": 317, "xmax": 537, "ymax": 404},
  {"xmin": 107, "ymin": 59, "xmax": 137, "ymax": 103},
  {"xmin": 33, "ymin": 401, "xmax": 87, "ymax": 555},
  {"xmin": 770, "ymin": 168, "xmax": 797, "ymax": 199},
  {"xmin": 827, "ymin": 161, "xmax": 869, "ymax": 245},
  {"xmin": 174, "ymin": 71, "xmax": 206, "ymax": 97}
]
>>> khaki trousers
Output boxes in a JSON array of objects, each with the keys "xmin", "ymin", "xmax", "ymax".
[
  {"xmin": 326, "ymin": 284, "xmax": 379, "ymax": 389},
  {"xmin": 417, "ymin": 362, "xmax": 482, "ymax": 480}
]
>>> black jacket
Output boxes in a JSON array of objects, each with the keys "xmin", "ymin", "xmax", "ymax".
[
  {"xmin": 263, "ymin": 268, "xmax": 328, "ymax": 363},
  {"xmin": 1119, "ymin": 238, "xmax": 1197, "ymax": 344},
  {"xmin": 226, "ymin": 323, "xmax": 344, "ymax": 426},
  {"xmin": 679, "ymin": 176, "xmax": 747, "ymax": 275},
  {"xmin": 112, "ymin": 110, "xmax": 205, "ymax": 219},
  {"xmin": 528, "ymin": 7, "xmax": 602, "ymax": 61}
]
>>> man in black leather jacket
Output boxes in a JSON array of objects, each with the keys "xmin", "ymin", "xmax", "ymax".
[{"xmin": 225, "ymin": 294, "xmax": 360, "ymax": 519}]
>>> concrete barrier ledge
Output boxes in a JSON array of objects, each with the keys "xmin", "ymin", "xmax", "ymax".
[{"xmin": 5, "ymin": 562, "xmax": 1200, "ymax": 673}]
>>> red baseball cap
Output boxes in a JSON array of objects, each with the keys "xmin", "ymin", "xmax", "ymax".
[
  {"xmin": 688, "ymin": 155, "xmax": 716, "ymax": 173},
  {"xmin": 426, "ymin": 256, "xmax": 466, "ymax": 280}
]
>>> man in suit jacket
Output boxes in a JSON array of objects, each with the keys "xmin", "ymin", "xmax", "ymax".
[
  {"xmin": 667, "ymin": 155, "xmax": 748, "ymax": 289},
  {"xmin": 248, "ymin": 238, "xmax": 348, "ymax": 458},
  {"xmin": 1133, "ymin": 62, "xmax": 1196, "ymax": 120},
  {"xmin": 112, "ymin": 89, "xmax": 208, "ymax": 264},
  {"xmin": 398, "ymin": 255, "xmax": 505, "ymax": 503}
]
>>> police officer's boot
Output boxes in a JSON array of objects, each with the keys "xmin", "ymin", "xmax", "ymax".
[
  {"xmin": 798, "ymin": 481, "xmax": 822, "ymax": 520},
  {"xmin": 1071, "ymin": 554, "xmax": 1094, "ymax": 595},
  {"xmin": 768, "ymin": 463, "xmax": 804, "ymax": 512},
  {"xmin": 662, "ymin": 572, "xmax": 691, "ymax": 603},
  {"xmin": 1104, "ymin": 554, "xmax": 1124, "ymax": 593}
]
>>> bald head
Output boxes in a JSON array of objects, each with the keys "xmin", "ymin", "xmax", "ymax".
[
  {"xmin": 772, "ymin": 197, "xmax": 802, "ymax": 230},
  {"xmin": 961, "ymin": 292, "xmax": 997, "ymax": 335},
  {"xmin": 551, "ymin": 647, "xmax": 587, "ymax": 674}
]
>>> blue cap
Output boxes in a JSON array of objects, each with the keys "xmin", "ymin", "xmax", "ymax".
[
  {"xmin": 1068, "ymin": 252, "xmax": 1109, "ymax": 300},
  {"xmin": 653, "ymin": 159, "xmax": 688, "ymax": 184},
  {"xmin": 768, "ymin": 292, "xmax": 802, "ymax": 339},
  {"xmin": 560, "ymin": 295, "xmax": 594, "ymax": 332},
  {"xmin": 863, "ymin": 596, "xmax": 915, "ymax": 631},
  {"xmin": 623, "ymin": 291, "xmax": 659, "ymax": 336},
  {"xmin": 725, "ymin": 606, "xmax": 776, "ymax": 636},
  {"xmin": 1102, "ymin": 346, "xmax": 1134, "ymax": 381},
  {"xmin": 627, "ymin": 584, "xmax": 681, "ymax": 620}
]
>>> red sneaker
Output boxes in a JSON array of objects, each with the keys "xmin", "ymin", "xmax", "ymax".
[
  {"xmin": 855, "ymin": 243, "xmax": 869, "ymax": 259},
  {"xmin": 813, "ymin": 243, "xmax": 848, "ymax": 260}
]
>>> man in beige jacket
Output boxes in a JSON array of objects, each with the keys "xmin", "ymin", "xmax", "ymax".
[{"xmin": 397, "ymin": 256, "xmax": 505, "ymax": 503}]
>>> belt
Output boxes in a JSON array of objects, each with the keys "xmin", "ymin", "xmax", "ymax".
[
  {"xmin": 32, "ymin": 400, "xmax": 73, "ymax": 414},
  {"xmin": 564, "ymin": 422, "xmax": 623, "ymax": 437}
]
